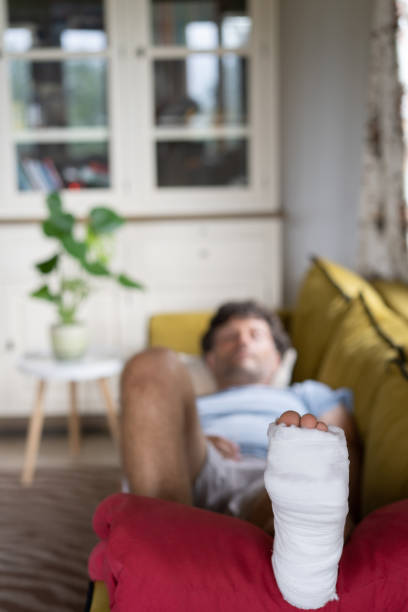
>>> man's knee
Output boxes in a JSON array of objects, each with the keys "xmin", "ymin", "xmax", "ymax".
[
  {"xmin": 122, "ymin": 346, "xmax": 178, "ymax": 384},
  {"xmin": 120, "ymin": 347, "xmax": 189, "ymax": 405}
]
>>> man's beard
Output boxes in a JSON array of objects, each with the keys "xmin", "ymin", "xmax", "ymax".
[{"xmin": 221, "ymin": 363, "xmax": 264, "ymax": 386}]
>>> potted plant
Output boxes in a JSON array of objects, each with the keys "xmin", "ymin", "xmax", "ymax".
[{"xmin": 30, "ymin": 191, "xmax": 144, "ymax": 360}]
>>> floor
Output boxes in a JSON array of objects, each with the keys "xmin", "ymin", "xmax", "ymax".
[
  {"xmin": 0, "ymin": 436, "xmax": 121, "ymax": 612},
  {"xmin": 0, "ymin": 430, "xmax": 120, "ymax": 472}
]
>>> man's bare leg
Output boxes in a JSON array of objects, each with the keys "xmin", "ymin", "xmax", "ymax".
[{"xmin": 120, "ymin": 347, "xmax": 207, "ymax": 505}]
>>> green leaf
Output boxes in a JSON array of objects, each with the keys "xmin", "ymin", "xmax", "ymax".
[
  {"xmin": 35, "ymin": 253, "xmax": 59, "ymax": 274},
  {"xmin": 42, "ymin": 212, "xmax": 74, "ymax": 239},
  {"xmin": 89, "ymin": 207, "xmax": 125, "ymax": 235},
  {"xmin": 79, "ymin": 258, "xmax": 110, "ymax": 276},
  {"xmin": 46, "ymin": 192, "xmax": 62, "ymax": 216},
  {"xmin": 85, "ymin": 231, "xmax": 114, "ymax": 265},
  {"xmin": 52, "ymin": 211, "xmax": 75, "ymax": 233},
  {"xmin": 42, "ymin": 219, "xmax": 62, "ymax": 238},
  {"xmin": 30, "ymin": 284, "xmax": 60, "ymax": 303},
  {"xmin": 117, "ymin": 274, "xmax": 145, "ymax": 289},
  {"xmin": 62, "ymin": 236, "xmax": 87, "ymax": 260}
]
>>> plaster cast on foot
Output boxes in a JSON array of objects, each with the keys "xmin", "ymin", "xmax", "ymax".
[{"xmin": 264, "ymin": 423, "xmax": 349, "ymax": 610}]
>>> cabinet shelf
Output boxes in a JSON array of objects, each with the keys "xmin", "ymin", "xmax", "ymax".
[
  {"xmin": 148, "ymin": 46, "xmax": 250, "ymax": 59},
  {"xmin": 152, "ymin": 126, "xmax": 250, "ymax": 141},
  {"xmin": 5, "ymin": 49, "xmax": 110, "ymax": 61},
  {"xmin": 14, "ymin": 128, "xmax": 109, "ymax": 143}
]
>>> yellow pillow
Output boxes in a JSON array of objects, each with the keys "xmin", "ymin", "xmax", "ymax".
[
  {"xmin": 357, "ymin": 290, "xmax": 408, "ymax": 360},
  {"xmin": 362, "ymin": 361, "xmax": 408, "ymax": 516},
  {"xmin": 291, "ymin": 257, "xmax": 384, "ymax": 382},
  {"xmin": 149, "ymin": 311, "xmax": 213, "ymax": 355},
  {"xmin": 315, "ymin": 257, "xmax": 384, "ymax": 303},
  {"xmin": 371, "ymin": 279, "xmax": 408, "ymax": 322},
  {"xmin": 316, "ymin": 295, "xmax": 400, "ymax": 439}
]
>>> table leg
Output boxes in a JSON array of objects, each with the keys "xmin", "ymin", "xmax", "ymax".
[
  {"xmin": 98, "ymin": 378, "xmax": 120, "ymax": 446},
  {"xmin": 68, "ymin": 381, "xmax": 81, "ymax": 456},
  {"xmin": 21, "ymin": 379, "xmax": 47, "ymax": 486}
]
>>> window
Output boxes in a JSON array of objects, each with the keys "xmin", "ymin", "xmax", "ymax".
[{"xmin": 0, "ymin": 0, "xmax": 278, "ymax": 216}]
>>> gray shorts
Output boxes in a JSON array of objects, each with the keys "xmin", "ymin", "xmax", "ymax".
[{"xmin": 193, "ymin": 442, "xmax": 266, "ymax": 518}]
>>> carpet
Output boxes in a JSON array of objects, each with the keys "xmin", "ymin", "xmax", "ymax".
[{"xmin": 0, "ymin": 467, "xmax": 121, "ymax": 612}]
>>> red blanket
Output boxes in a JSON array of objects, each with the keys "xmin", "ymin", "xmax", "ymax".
[{"xmin": 89, "ymin": 494, "xmax": 408, "ymax": 611}]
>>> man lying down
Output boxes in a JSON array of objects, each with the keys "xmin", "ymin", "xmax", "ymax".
[{"xmin": 120, "ymin": 301, "xmax": 360, "ymax": 610}]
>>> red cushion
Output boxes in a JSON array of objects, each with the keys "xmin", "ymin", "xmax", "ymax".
[{"xmin": 89, "ymin": 494, "xmax": 408, "ymax": 611}]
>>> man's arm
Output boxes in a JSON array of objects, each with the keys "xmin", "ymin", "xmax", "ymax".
[
  {"xmin": 205, "ymin": 435, "xmax": 241, "ymax": 460},
  {"xmin": 319, "ymin": 402, "xmax": 359, "ymax": 444}
]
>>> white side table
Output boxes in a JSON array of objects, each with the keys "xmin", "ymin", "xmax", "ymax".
[{"xmin": 18, "ymin": 353, "xmax": 123, "ymax": 485}]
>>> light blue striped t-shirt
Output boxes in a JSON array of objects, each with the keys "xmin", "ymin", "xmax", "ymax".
[{"xmin": 196, "ymin": 381, "xmax": 353, "ymax": 459}]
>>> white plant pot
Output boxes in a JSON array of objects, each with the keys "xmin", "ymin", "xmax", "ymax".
[{"xmin": 50, "ymin": 322, "xmax": 88, "ymax": 360}]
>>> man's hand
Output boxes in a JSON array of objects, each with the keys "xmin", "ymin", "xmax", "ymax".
[{"xmin": 206, "ymin": 435, "xmax": 241, "ymax": 460}]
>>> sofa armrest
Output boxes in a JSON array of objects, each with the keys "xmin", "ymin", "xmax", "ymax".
[{"xmin": 89, "ymin": 582, "xmax": 110, "ymax": 612}]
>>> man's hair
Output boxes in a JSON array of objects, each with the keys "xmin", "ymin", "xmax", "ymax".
[{"xmin": 201, "ymin": 300, "xmax": 291, "ymax": 356}]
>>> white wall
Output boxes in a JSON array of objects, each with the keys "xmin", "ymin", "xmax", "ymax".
[
  {"xmin": 0, "ymin": 219, "xmax": 282, "ymax": 416},
  {"xmin": 280, "ymin": 0, "xmax": 373, "ymax": 305}
]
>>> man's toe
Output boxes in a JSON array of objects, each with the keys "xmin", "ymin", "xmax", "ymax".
[{"xmin": 276, "ymin": 411, "xmax": 301, "ymax": 427}]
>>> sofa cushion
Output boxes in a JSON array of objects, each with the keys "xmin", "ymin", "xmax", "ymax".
[
  {"xmin": 362, "ymin": 361, "xmax": 408, "ymax": 517},
  {"xmin": 371, "ymin": 278, "xmax": 408, "ymax": 322},
  {"xmin": 316, "ymin": 295, "xmax": 402, "ymax": 439},
  {"xmin": 149, "ymin": 311, "xmax": 213, "ymax": 355},
  {"xmin": 291, "ymin": 257, "xmax": 384, "ymax": 382},
  {"xmin": 89, "ymin": 493, "xmax": 408, "ymax": 612}
]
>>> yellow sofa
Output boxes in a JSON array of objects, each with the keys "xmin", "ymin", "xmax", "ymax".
[{"xmin": 88, "ymin": 256, "xmax": 408, "ymax": 612}]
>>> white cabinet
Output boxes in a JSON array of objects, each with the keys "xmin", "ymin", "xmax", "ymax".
[{"xmin": 0, "ymin": 0, "xmax": 279, "ymax": 217}]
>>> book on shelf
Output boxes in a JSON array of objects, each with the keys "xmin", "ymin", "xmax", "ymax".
[
  {"xmin": 19, "ymin": 158, "xmax": 64, "ymax": 191},
  {"xmin": 43, "ymin": 157, "xmax": 64, "ymax": 189},
  {"xmin": 21, "ymin": 159, "xmax": 49, "ymax": 190},
  {"xmin": 17, "ymin": 162, "xmax": 31, "ymax": 191}
]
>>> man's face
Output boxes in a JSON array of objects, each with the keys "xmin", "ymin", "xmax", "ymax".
[{"xmin": 205, "ymin": 316, "xmax": 281, "ymax": 389}]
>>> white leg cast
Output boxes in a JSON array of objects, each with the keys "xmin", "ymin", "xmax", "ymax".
[{"xmin": 264, "ymin": 423, "xmax": 349, "ymax": 610}]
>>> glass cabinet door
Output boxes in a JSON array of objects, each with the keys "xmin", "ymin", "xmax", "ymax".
[
  {"xmin": 4, "ymin": 0, "xmax": 111, "ymax": 191},
  {"xmin": 0, "ymin": 0, "xmax": 277, "ymax": 211},
  {"xmin": 150, "ymin": 0, "xmax": 252, "ymax": 188}
]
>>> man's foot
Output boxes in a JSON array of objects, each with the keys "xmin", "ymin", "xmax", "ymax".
[{"xmin": 264, "ymin": 410, "xmax": 349, "ymax": 610}]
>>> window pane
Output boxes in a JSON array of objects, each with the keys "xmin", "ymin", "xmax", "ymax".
[
  {"xmin": 156, "ymin": 139, "xmax": 247, "ymax": 186},
  {"xmin": 4, "ymin": 0, "xmax": 106, "ymax": 52},
  {"xmin": 17, "ymin": 142, "xmax": 110, "ymax": 190},
  {"xmin": 155, "ymin": 55, "xmax": 247, "ymax": 127},
  {"xmin": 151, "ymin": 0, "xmax": 251, "ymax": 49},
  {"xmin": 10, "ymin": 59, "xmax": 108, "ymax": 129}
]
